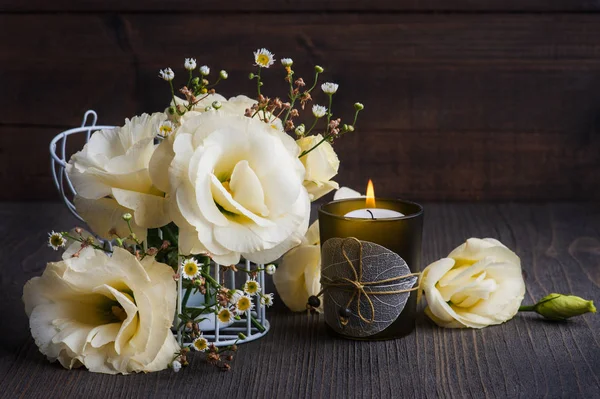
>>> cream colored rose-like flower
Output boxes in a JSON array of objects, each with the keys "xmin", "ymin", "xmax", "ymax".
[
  {"xmin": 274, "ymin": 221, "xmax": 321, "ymax": 312},
  {"xmin": 22, "ymin": 240, "xmax": 179, "ymax": 374},
  {"xmin": 297, "ymin": 134, "xmax": 340, "ymax": 201},
  {"xmin": 66, "ymin": 113, "xmax": 171, "ymax": 241},
  {"xmin": 150, "ymin": 111, "xmax": 310, "ymax": 265},
  {"xmin": 422, "ymin": 238, "xmax": 526, "ymax": 329}
]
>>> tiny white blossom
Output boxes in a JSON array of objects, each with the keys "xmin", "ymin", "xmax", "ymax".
[
  {"xmin": 265, "ymin": 264, "xmax": 277, "ymax": 275},
  {"xmin": 159, "ymin": 68, "xmax": 175, "ymax": 81},
  {"xmin": 261, "ymin": 293, "xmax": 274, "ymax": 307},
  {"xmin": 321, "ymin": 82, "xmax": 339, "ymax": 94},
  {"xmin": 47, "ymin": 231, "xmax": 66, "ymax": 251},
  {"xmin": 199, "ymin": 65, "xmax": 210, "ymax": 76},
  {"xmin": 254, "ymin": 48, "xmax": 275, "ymax": 68},
  {"xmin": 181, "ymin": 258, "xmax": 201, "ymax": 280},
  {"xmin": 281, "ymin": 58, "xmax": 293, "ymax": 67},
  {"xmin": 184, "ymin": 58, "xmax": 197, "ymax": 71},
  {"xmin": 171, "ymin": 360, "xmax": 182, "ymax": 372},
  {"xmin": 158, "ymin": 120, "xmax": 175, "ymax": 137},
  {"xmin": 229, "ymin": 289, "xmax": 245, "ymax": 305},
  {"xmin": 312, "ymin": 104, "xmax": 327, "ymax": 118},
  {"xmin": 235, "ymin": 294, "xmax": 255, "ymax": 313},
  {"xmin": 192, "ymin": 336, "xmax": 209, "ymax": 352},
  {"xmin": 243, "ymin": 279, "xmax": 262, "ymax": 296}
]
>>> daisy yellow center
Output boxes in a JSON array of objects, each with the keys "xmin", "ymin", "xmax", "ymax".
[
  {"xmin": 194, "ymin": 339, "xmax": 208, "ymax": 351},
  {"xmin": 257, "ymin": 54, "xmax": 270, "ymax": 66},
  {"xmin": 237, "ymin": 297, "xmax": 252, "ymax": 312},
  {"xmin": 50, "ymin": 235, "xmax": 63, "ymax": 247},
  {"xmin": 218, "ymin": 309, "xmax": 232, "ymax": 323},
  {"xmin": 246, "ymin": 282, "xmax": 258, "ymax": 294},
  {"xmin": 160, "ymin": 126, "xmax": 173, "ymax": 135},
  {"xmin": 184, "ymin": 262, "xmax": 199, "ymax": 277}
]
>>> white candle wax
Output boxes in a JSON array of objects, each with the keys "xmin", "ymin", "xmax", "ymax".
[{"xmin": 344, "ymin": 208, "xmax": 404, "ymax": 219}]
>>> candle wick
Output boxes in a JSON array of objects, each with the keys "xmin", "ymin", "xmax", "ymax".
[{"xmin": 367, "ymin": 210, "xmax": 376, "ymax": 220}]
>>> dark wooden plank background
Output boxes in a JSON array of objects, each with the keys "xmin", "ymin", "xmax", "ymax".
[
  {"xmin": 2, "ymin": 1, "xmax": 600, "ymax": 202},
  {"xmin": 1, "ymin": 202, "xmax": 598, "ymax": 398}
]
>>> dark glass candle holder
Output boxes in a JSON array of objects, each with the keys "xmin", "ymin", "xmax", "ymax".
[{"xmin": 318, "ymin": 198, "xmax": 423, "ymax": 340}]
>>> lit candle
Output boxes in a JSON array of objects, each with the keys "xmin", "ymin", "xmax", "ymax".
[{"xmin": 344, "ymin": 180, "xmax": 404, "ymax": 219}]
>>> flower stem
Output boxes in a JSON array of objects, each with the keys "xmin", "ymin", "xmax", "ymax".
[
  {"xmin": 251, "ymin": 315, "xmax": 266, "ymax": 332},
  {"xmin": 518, "ymin": 305, "xmax": 536, "ymax": 312}
]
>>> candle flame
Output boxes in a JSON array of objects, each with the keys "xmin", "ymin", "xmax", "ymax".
[{"xmin": 366, "ymin": 179, "xmax": 376, "ymax": 208}]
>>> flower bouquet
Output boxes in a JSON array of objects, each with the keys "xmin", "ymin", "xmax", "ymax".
[{"xmin": 24, "ymin": 49, "xmax": 363, "ymax": 374}]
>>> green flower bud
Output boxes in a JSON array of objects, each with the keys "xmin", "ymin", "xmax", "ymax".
[
  {"xmin": 315, "ymin": 65, "xmax": 324, "ymax": 73},
  {"xmin": 534, "ymin": 293, "xmax": 596, "ymax": 321},
  {"xmin": 219, "ymin": 70, "xmax": 228, "ymax": 79},
  {"xmin": 212, "ymin": 101, "xmax": 222, "ymax": 110},
  {"xmin": 249, "ymin": 73, "xmax": 255, "ymax": 79},
  {"xmin": 191, "ymin": 77, "xmax": 200, "ymax": 86},
  {"xmin": 204, "ymin": 106, "xmax": 214, "ymax": 112},
  {"xmin": 122, "ymin": 213, "xmax": 133, "ymax": 222},
  {"xmin": 238, "ymin": 332, "xmax": 247, "ymax": 340},
  {"xmin": 354, "ymin": 102, "xmax": 364, "ymax": 111},
  {"xmin": 167, "ymin": 106, "xmax": 176, "ymax": 115},
  {"xmin": 294, "ymin": 124, "xmax": 305, "ymax": 137}
]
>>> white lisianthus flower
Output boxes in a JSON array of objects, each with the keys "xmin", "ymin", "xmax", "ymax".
[
  {"xmin": 321, "ymin": 82, "xmax": 339, "ymax": 94},
  {"xmin": 66, "ymin": 113, "xmax": 171, "ymax": 242},
  {"xmin": 149, "ymin": 111, "xmax": 310, "ymax": 264},
  {"xmin": 274, "ymin": 220, "xmax": 321, "ymax": 312},
  {"xmin": 297, "ymin": 134, "xmax": 340, "ymax": 201},
  {"xmin": 422, "ymin": 238, "xmax": 526, "ymax": 329},
  {"xmin": 22, "ymin": 240, "xmax": 180, "ymax": 374}
]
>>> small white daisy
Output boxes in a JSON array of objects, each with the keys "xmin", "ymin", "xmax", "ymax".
[
  {"xmin": 312, "ymin": 104, "xmax": 327, "ymax": 118},
  {"xmin": 261, "ymin": 293, "xmax": 274, "ymax": 307},
  {"xmin": 229, "ymin": 289, "xmax": 244, "ymax": 305},
  {"xmin": 184, "ymin": 58, "xmax": 197, "ymax": 71},
  {"xmin": 265, "ymin": 264, "xmax": 277, "ymax": 275},
  {"xmin": 254, "ymin": 48, "xmax": 275, "ymax": 68},
  {"xmin": 171, "ymin": 360, "xmax": 182, "ymax": 372},
  {"xmin": 158, "ymin": 120, "xmax": 175, "ymax": 137},
  {"xmin": 243, "ymin": 278, "xmax": 262, "ymax": 296},
  {"xmin": 47, "ymin": 231, "xmax": 66, "ymax": 251},
  {"xmin": 321, "ymin": 82, "xmax": 339, "ymax": 94},
  {"xmin": 281, "ymin": 58, "xmax": 293, "ymax": 67},
  {"xmin": 217, "ymin": 307, "xmax": 235, "ymax": 323},
  {"xmin": 192, "ymin": 336, "xmax": 209, "ymax": 352},
  {"xmin": 235, "ymin": 295, "xmax": 254, "ymax": 313},
  {"xmin": 159, "ymin": 68, "xmax": 175, "ymax": 81},
  {"xmin": 199, "ymin": 65, "xmax": 210, "ymax": 76},
  {"xmin": 181, "ymin": 258, "xmax": 201, "ymax": 280}
]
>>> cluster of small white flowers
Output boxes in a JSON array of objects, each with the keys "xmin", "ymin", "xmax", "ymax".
[
  {"xmin": 254, "ymin": 48, "xmax": 275, "ymax": 68},
  {"xmin": 312, "ymin": 104, "xmax": 327, "ymax": 118},
  {"xmin": 321, "ymin": 82, "xmax": 339, "ymax": 94},
  {"xmin": 199, "ymin": 65, "xmax": 210, "ymax": 76},
  {"xmin": 280, "ymin": 58, "xmax": 293, "ymax": 67},
  {"xmin": 159, "ymin": 68, "xmax": 175, "ymax": 81},
  {"xmin": 184, "ymin": 58, "xmax": 197, "ymax": 71}
]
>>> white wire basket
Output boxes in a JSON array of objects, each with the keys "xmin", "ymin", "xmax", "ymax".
[{"xmin": 50, "ymin": 110, "xmax": 270, "ymax": 347}]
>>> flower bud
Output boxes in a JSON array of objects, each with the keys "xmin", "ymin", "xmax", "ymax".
[
  {"xmin": 294, "ymin": 124, "xmax": 306, "ymax": 137},
  {"xmin": 315, "ymin": 65, "xmax": 324, "ymax": 73},
  {"xmin": 265, "ymin": 264, "xmax": 277, "ymax": 275},
  {"xmin": 122, "ymin": 213, "xmax": 133, "ymax": 222},
  {"xmin": 167, "ymin": 106, "xmax": 176, "ymax": 115},
  {"xmin": 534, "ymin": 293, "xmax": 596, "ymax": 321},
  {"xmin": 191, "ymin": 77, "xmax": 200, "ymax": 86},
  {"xmin": 220, "ymin": 70, "xmax": 228, "ymax": 79},
  {"xmin": 212, "ymin": 101, "xmax": 222, "ymax": 110},
  {"xmin": 199, "ymin": 65, "xmax": 210, "ymax": 76},
  {"xmin": 238, "ymin": 333, "xmax": 247, "ymax": 340},
  {"xmin": 249, "ymin": 73, "xmax": 255, "ymax": 79},
  {"xmin": 354, "ymin": 102, "xmax": 364, "ymax": 111}
]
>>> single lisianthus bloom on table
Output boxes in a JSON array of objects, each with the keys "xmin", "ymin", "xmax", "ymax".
[
  {"xmin": 274, "ymin": 221, "xmax": 321, "ymax": 312},
  {"xmin": 66, "ymin": 113, "xmax": 171, "ymax": 242},
  {"xmin": 422, "ymin": 238, "xmax": 526, "ymax": 328},
  {"xmin": 150, "ymin": 111, "xmax": 310, "ymax": 265},
  {"xmin": 23, "ymin": 238, "xmax": 179, "ymax": 374},
  {"xmin": 297, "ymin": 134, "xmax": 340, "ymax": 201}
]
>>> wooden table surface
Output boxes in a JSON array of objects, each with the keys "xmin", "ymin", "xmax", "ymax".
[{"xmin": 1, "ymin": 202, "xmax": 598, "ymax": 398}]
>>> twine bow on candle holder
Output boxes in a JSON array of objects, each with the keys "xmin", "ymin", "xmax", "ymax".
[{"xmin": 312, "ymin": 237, "xmax": 421, "ymax": 329}]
